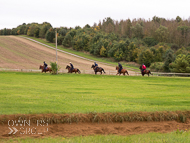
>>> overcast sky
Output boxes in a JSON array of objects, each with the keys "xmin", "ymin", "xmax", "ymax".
[{"xmin": 0, "ymin": 0, "xmax": 190, "ymax": 29}]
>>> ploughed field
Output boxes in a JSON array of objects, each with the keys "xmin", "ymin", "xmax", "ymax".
[
  {"xmin": 0, "ymin": 36, "xmax": 119, "ymax": 72},
  {"xmin": 0, "ymin": 72, "xmax": 190, "ymax": 142}
]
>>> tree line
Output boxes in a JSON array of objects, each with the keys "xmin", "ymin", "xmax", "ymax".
[{"xmin": 0, "ymin": 16, "xmax": 190, "ymax": 73}]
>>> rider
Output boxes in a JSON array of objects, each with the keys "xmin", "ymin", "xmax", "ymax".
[
  {"xmin": 70, "ymin": 62, "xmax": 74, "ymax": 73},
  {"xmin": 142, "ymin": 63, "xmax": 146, "ymax": 73},
  {"xmin": 94, "ymin": 62, "xmax": 98, "ymax": 72},
  {"xmin": 118, "ymin": 62, "xmax": 123, "ymax": 74},
  {"xmin": 43, "ymin": 61, "xmax": 48, "ymax": 71}
]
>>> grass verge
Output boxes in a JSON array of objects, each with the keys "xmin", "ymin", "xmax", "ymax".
[{"xmin": 1, "ymin": 131, "xmax": 190, "ymax": 143}]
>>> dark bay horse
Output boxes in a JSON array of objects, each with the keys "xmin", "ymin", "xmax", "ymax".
[
  {"xmin": 39, "ymin": 65, "xmax": 52, "ymax": 73},
  {"xmin": 66, "ymin": 65, "xmax": 81, "ymax": 74},
  {"xmin": 139, "ymin": 66, "xmax": 152, "ymax": 76},
  {"xmin": 116, "ymin": 66, "xmax": 129, "ymax": 75},
  {"xmin": 91, "ymin": 65, "xmax": 106, "ymax": 74}
]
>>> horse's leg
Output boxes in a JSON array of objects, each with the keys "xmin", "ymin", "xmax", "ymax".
[{"xmin": 123, "ymin": 72, "xmax": 125, "ymax": 75}]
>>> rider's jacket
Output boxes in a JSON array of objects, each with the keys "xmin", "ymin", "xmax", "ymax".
[
  {"xmin": 142, "ymin": 65, "xmax": 146, "ymax": 70},
  {"xmin": 118, "ymin": 63, "xmax": 122, "ymax": 69},
  {"xmin": 70, "ymin": 63, "xmax": 74, "ymax": 68},
  {"xmin": 44, "ymin": 63, "xmax": 47, "ymax": 67},
  {"xmin": 94, "ymin": 63, "xmax": 98, "ymax": 67}
]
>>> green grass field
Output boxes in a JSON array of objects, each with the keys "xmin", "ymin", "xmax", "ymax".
[
  {"xmin": 0, "ymin": 72, "xmax": 190, "ymax": 115},
  {"xmin": 2, "ymin": 131, "xmax": 190, "ymax": 143}
]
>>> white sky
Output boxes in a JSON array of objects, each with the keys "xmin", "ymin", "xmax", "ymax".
[{"xmin": 0, "ymin": 0, "xmax": 190, "ymax": 29}]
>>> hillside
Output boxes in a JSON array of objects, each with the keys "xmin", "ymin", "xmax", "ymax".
[{"xmin": 0, "ymin": 36, "xmax": 134, "ymax": 74}]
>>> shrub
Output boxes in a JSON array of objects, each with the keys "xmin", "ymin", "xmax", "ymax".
[
  {"xmin": 150, "ymin": 62, "xmax": 164, "ymax": 72},
  {"xmin": 50, "ymin": 62, "xmax": 59, "ymax": 74},
  {"xmin": 100, "ymin": 46, "xmax": 107, "ymax": 57},
  {"xmin": 138, "ymin": 49, "xmax": 154, "ymax": 67},
  {"xmin": 171, "ymin": 54, "xmax": 190, "ymax": 73}
]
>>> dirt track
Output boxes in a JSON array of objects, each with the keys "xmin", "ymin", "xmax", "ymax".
[
  {"xmin": 1, "ymin": 118, "xmax": 190, "ymax": 139},
  {"xmin": 0, "ymin": 36, "xmax": 134, "ymax": 74},
  {"xmin": 1, "ymin": 112, "xmax": 190, "ymax": 139}
]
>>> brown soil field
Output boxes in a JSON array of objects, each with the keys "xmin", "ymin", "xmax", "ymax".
[
  {"xmin": 0, "ymin": 36, "xmax": 133, "ymax": 74},
  {"xmin": 0, "ymin": 111, "xmax": 190, "ymax": 139}
]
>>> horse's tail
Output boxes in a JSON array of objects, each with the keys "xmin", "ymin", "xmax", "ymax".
[
  {"xmin": 102, "ymin": 68, "xmax": 106, "ymax": 73},
  {"xmin": 78, "ymin": 69, "xmax": 81, "ymax": 74},
  {"xmin": 126, "ymin": 70, "xmax": 129, "ymax": 75}
]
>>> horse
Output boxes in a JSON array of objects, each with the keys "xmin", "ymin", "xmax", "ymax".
[
  {"xmin": 91, "ymin": 65, "xmax": 106, "ymax": 74},
  {"xmin": 66, "ymin": 65, "xmax": 81, "ymax": 74},
  {"xmin": 116, "ymin": 66, "xmax": 129, "ymax": 76},
  {"xmin": 139, "ymin": 66, "xmax": 152, "ymax": 76},
  {"xmin": 39, "ymin": 65, "xmax": 52, "ymax": 73}
]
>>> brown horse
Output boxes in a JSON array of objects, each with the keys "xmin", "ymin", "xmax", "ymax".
[
  {"xmin": 39, "ymin": 65, "xmax": 52, "ymax": 73},
  {"xmin": 116, "ymin": 66, "xmax": 129, "ymax": 75},
  {"xmin": 66, "ymin": 65, "xmax": 81, "ymax": 74},
  {"xmin": 91, "ymin": 65, "xmax": 106, "ymax": 74},
  {"xmin": 139, "ymin": 66, "xmax": 152, "ymax": 76}
]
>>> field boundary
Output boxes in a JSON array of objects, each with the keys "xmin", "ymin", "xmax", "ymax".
[
  {"xmin": 0, "ymin": 68, "xmax": 141, "ymax": 76},
  {"xmin": 0, "ymin": 111, "xmax": 189, "ymax": 125},
  {"xmin": 1, "ymin": 68, "xmax": 190, "ymax": 76}
]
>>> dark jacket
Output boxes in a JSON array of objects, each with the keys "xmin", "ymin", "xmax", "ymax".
[
  {"xmin": 44, "ymin": 62, "xmax": 48, "ymax": 67},
  {"xmin": 70, "ymin": 63, "xmax": 74, "ymax": 69},
  {"xmin": 118, "ymin": 63, "xmax": 122, "ymax": 69},
  {"xmin": 94, "ymin": 62, "xmax": 98, "ymax": 67}
]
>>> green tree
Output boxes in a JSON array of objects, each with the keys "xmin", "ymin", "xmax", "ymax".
[
  {"xmin": 131, "ymin": 23, "xmax": 144, "ymax": 39},
  {"xmin": 45, "ymin": 28, "xmax": 55, "ymax": 42},
  {"xmin": 3, "ymin": 28, "xmax": 7, "ymax": 35},
  {"xmin": 39, "ymin": 23, "xmax": 52, "ymax": 38},
  {"xmin": 143, "ymin": 37, "xmax": 158, "ymax": 47},
  {"xmin": 155, "ymin": 25, "xmax": 169, "ymax": 42},
  {"xmin": 62, "ymin": 34, "xmax": 72, "ymax": 47},
  {"xmin": 163, "ymin": 49, "xmax": 175, "ymax": 72},
  {"xmin": 176, "ymin": 16, "xmax": 182, "ymax": 23},
  {"xmin": 138, "ymin": 49, "xmax": 154, "ymax": 67},
  {"xmin": 171, "ymin": 54, "xmax": 190, "ymax": 73}
]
